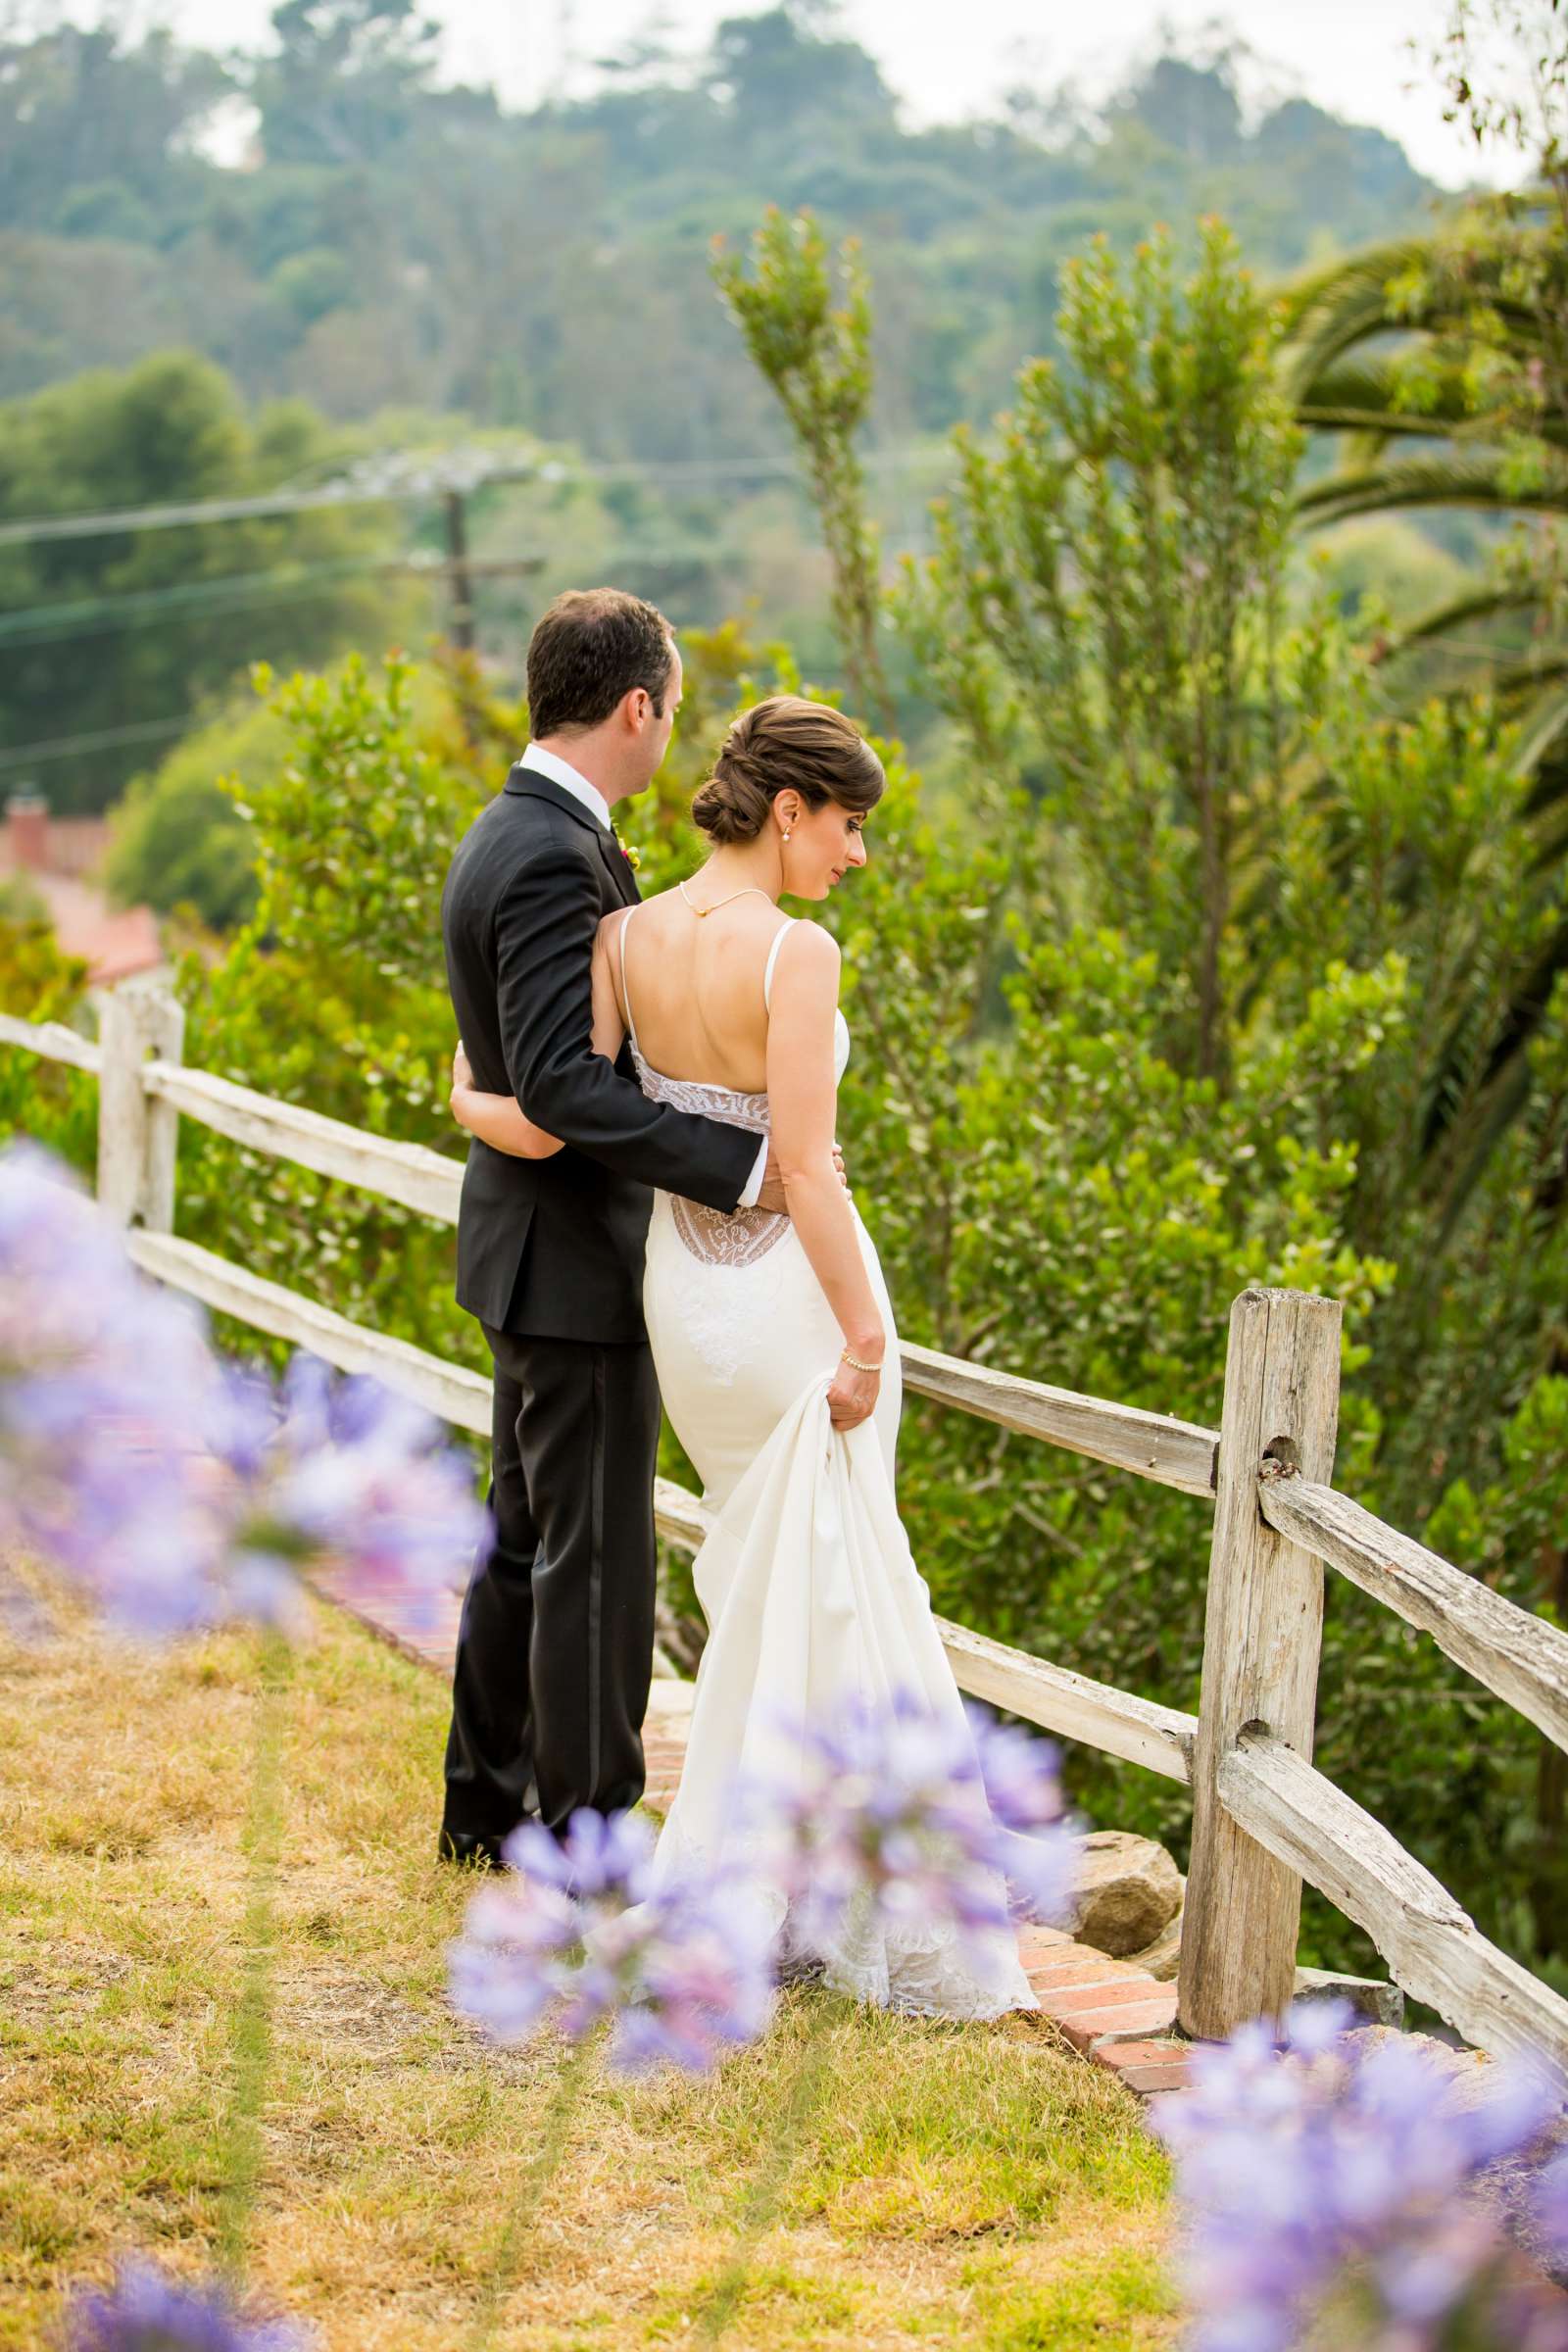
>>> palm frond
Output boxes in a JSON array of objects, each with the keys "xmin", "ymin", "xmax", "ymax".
[
  {"xmin": 1522, "ymin": 723, "xmax": 1568, "ymax": 851},
  {"xmin": 1275, "ymin": 224, "xmax": 1557, "ymax": 402},
  {"xmin": 1273, "ymin": 239, "xmax": 1439, "ymax": 369},
  {"xmin": 1396, "ymin": 583, "xmax": 1547, "ymax": 648},
  {"xmin": 1464, "ymin": 652, "xmax": 1568, "ymax": 702},
  {"xmin": 1429, "ymin": 1056, "xmax": 1537, "ymax": 1247},
  {"xmin": 1295, "ymin": 357, "xmax": 1483, "ymax": 440},
  {"xmin": 1296, "ymin": 448, "xmax": 1568, "ymax": 528},
  {"xmin": 1422, "ymin": 898, "xmax": 1568, "ymax": 1237}
]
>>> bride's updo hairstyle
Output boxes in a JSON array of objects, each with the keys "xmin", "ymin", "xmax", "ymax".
[{"xmin": 691, "ymin": 696, "xmax": 884, "ymax": 845}]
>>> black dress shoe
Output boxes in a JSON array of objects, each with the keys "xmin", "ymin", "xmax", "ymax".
[
  {"xmin": 438, "ymin": 1827, "xmax": 507, "ymax": 1868},
  {"xmin": 774, "ymin": 1951, "xmax": 827, "ymax": 1989}
]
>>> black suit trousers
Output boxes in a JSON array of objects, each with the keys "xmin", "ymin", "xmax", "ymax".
[{"xmin": 441, "ymin": 1323, "xmax": 662, "ymax": 1843}]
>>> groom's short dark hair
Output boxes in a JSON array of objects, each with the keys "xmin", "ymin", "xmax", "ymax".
[{"xmin": 525, "ymin": 588, "xmax": 676, "ymax": 738}]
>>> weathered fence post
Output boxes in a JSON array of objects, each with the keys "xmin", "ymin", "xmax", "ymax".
[
  {"xmin": 96, "ymin": 979, "xmax": 184, "ymax": 1232},
  {"xmin": 1177, "ymin": 1286, "xmax": 1342, "ymax": 2039}
]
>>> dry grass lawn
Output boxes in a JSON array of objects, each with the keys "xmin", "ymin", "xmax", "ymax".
[{"xmin": 0, "ymin": 1572, "xmax": 1178, "ymax": 2350}]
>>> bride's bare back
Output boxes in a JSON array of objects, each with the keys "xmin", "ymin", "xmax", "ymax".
[{"xmin": 596, "ymin": 888, "xmax": 787, "ymax": 1095}]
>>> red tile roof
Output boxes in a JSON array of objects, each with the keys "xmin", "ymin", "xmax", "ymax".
[
  {"xmin": 0, "ymin": 806, "xmax": 163, "ymax": 988},
  {"xmin": 10, "ymin": 870, "xmax": 164, "ymax": 987}
]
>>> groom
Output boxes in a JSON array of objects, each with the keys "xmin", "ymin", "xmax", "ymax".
[{"xmin": 437, "ymin": 588, "xmax": 780, "ymax": 1863}]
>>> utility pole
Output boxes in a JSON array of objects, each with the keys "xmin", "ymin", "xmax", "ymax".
[{"xmin": 442, "ymin": 488, "xmax": 476, "ymax": 653}]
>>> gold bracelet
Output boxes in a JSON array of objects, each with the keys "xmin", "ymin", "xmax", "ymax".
[{"xmin": 841, "ymin": 1348, "xmax": 883, "ymax": 1375}]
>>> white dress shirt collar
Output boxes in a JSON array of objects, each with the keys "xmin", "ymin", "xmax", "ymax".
[{"xmin": 519, "ymin": 740, "xmax": 612, "ymax": 832}]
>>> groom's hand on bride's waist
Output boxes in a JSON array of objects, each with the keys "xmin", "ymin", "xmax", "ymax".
[{"xmin": 754, "ymin": 1143, "xmax": 848, "ymax": 1217}]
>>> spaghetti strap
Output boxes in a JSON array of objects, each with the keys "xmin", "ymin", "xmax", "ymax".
[
  {"xmin": 762, "ymin": 917, "xmax": 797, "ymax": 1013},
  {"xmin": 616, "ymin": 905, "xmax": 641, "ymax": 1054}
]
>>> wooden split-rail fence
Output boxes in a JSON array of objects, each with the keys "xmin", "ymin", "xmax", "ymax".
[{"xmin": 6, "ymin": 975, "xmax": 1568, "ymax": 2082}]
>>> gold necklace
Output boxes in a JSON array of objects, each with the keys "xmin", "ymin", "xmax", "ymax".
[{"xmin": 677, "ymin": 876, "xmax": 776, "ymax": 919}]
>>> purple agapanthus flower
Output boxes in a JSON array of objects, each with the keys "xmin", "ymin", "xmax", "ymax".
[
  {"xmin": 0, "ymin": 1145, "xmax": 224, "ymax": 1635},
  {"xmin": 448, "ymin": 1806, "xmax": 774, "ymax": 2075},
  {"xmin": 0, "ymin": 1144, "xmax": 488, "ymax": 1642},
  {"xmin": 228, "ymin": 1353, "xmax": 490, "ymax": 1636},
  {"xmin": 964, "ymin": 1702, "xmax": 1067, "ymax": 1832},
  {"xmin": 62, "ymin": 2258, "xmax": 310, "ymax": 2351},
  {"xmin": 1152, "ymin": 1998, "xmax": 1568, "ymax": 2351},
  {"xmin": 743, "ymin": 1689, "xmax": 1080, "ymax": 1965}
]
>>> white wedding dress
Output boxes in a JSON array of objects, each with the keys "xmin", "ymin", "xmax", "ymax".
[{"xmin": 621, "ymin": 908, "xmax": 1035, "ymax": 2020}]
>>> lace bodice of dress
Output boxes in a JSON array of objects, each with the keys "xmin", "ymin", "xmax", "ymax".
[
  {"xmin": 620, "ymin": 909, "xmax": 850, "ymax": 1268},
  {"xmin": 630, "ymin": 1010, "xmax": 852, "ymax": 1133}
]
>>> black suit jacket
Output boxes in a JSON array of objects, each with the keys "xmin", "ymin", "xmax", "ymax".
[{"xmin": 442, "ymin": 762, "xmax": 760, "ymax": 1342}]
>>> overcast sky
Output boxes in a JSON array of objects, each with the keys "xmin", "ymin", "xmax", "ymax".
[{"xmin": 48, "ymin": 0, "xmax": 1525, "ymax": 190}]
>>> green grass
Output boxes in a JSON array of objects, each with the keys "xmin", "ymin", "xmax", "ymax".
[{"xmin": 0, "ymin": 1574, "xmax": 1177, "ymax": 2349}]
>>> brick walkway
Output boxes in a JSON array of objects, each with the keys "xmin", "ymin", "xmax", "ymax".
[{"xmin": 317, "ymin": 1568, "xmax": 1193, "ymax": 2109}]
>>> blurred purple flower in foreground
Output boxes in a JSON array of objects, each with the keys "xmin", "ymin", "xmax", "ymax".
[
  {"xmin": 449, "ymin": 1807, "xmax": 774, "ymax": 2074},
  {"xmin": 0, "ymin": 1145, "xmax": 220, "ymax": 1634},
  {"xmin": 0, "ymin": 1144, "xmax": 488, "ymax": 1640},
  {"xmin": 63, "ymin": 2258, "xmax": 310, "ymax": 2351},
  {"xmin": 747, "ymin": 1690, "xmax": 1080, "ymax": 1964},
  {"xmin": 221, "ymin": 1350, "xmax": 491, "ymax": 1637},
  {"xmin": 1152, "ymin": 1997, "xmax": 1568, "ymax": 2351}
]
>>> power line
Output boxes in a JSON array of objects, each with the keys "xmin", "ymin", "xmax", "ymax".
[
  {"xmin": 0, "ymin": 467, "xmax": 539, "ymax": 549},
  {"xmin": 0, "ymin": 481, "xmax": 423, "ymax": 548},
  {"xmin": 0, "ymin": 537, "xmax": 803, "ymax": 758},
  {"xmin": 0, "ymin": 445, "xmax": 947, "ymax": 550},
  {"xmin": 0, "ymin": 550, "xmax": 545, "ymax": 650},
  {"xmin": 0, "ymin": 714, "xmax": 197, "ymax": 772},
  {"xmin": 0, "ymin": 556, "xmax": 387, "ymax": 648},
  {"xmin": 0, "ymin": 520, "xmax": 937, "ymax": 659}
]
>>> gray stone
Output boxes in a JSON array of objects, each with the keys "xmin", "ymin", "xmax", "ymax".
[
  {"xmin": 1071, "ymin": 1831, "xmax": 1184, "ymax": 1957},
  {"xmin": 1293, "ymin": 1964, "xmax": 1404, "ymax": 2029},
  {"xmin": 1124, "ymin": 1905, "xmax": 1183, "ymax": 1982}
]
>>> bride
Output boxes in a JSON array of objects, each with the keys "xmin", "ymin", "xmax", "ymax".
[{"xmin": 450, "ymin": 693, "xmax": 1034, "ymax": 2020}]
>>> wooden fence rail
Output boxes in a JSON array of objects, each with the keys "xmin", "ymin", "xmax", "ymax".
[
  {"xmin": 1258, "ymin": 1475, "xmax": 1568, "ymax": 1755},
  {"xmin": 7, "ymin": 977, "xmax": 1568, "ymax": 2085},
  {"xmin": 1219, "ymin": 1731, "xmax": 1568, "ymax": 2078}
]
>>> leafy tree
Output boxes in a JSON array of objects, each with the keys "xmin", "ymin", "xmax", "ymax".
[
  {"xmin": 1434, "ymin": 0, "xmax": 1568, "ymax": 160},
  {"xmin": 1273, "ymin": 7, "xmax": 1568, "ymax": 1214},
  {"xmin": 0, "ymin": 912, "xmax": 95, "ymax": 1173},
  {"xmin": 705, "ymin": 5, "xmax": 895, "ymax": 135},
  {"xmin": 1280, "ymin": 200, "xmax": 1568, "ymax": 760},
  {"xmin": 713, "ymin": 210, "xmax": 892, "ymax": 726},
  {"xmin": 253, "ymin": 0, "xmax": 442, "ymax": 169},
  {"xmin": 896, "ymin": 219, "xmax": 1303, "ymax": 1087},
  {"xmin": 0, "ymin": 15, "xmax": 1445, "ymax": 440},
  {"xmin": 1278, "ymin": 4, "xmax": 1568, "ymax": 780},
  {"xmin": 1425, "ymin": 1366, "xmax": 1568, "ymax": 1958},
  {"xmin": 1107, "ymin": 54, "xmax": 1245, "ymax": 160},
  {"xmin": 0, "ymin": 353, "xmax": 413, "ymax": 812},
  {"xmin": 239, "ymin": 650, "xmax": 485, "ymax": 995},
  {"xmin": 166, "ymin": 652, "xmax": 500, "ymax": 1377},
  {"xmin": 103, "ymin": 695, "xmax": 284, "ymax": 931},
  {"xmin": 1272, "ymin": 676, "xmax": 1568, "ymax": 1973},
  {"xmin": 0, "ymin": 21, "xmax": 227, "ymax": 238}
]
